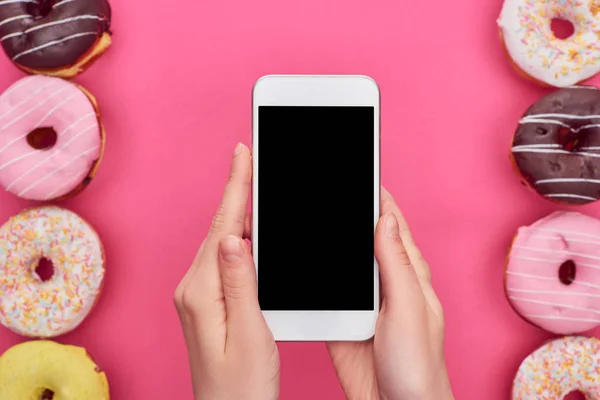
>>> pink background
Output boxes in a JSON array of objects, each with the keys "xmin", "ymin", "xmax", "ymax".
[{"xmin": 0, "ymin": 0, "xmax": 597, "ymax": 399}]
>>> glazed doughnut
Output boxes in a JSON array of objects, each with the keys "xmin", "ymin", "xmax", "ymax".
[
  {"xmin": 0, "ymin": 340, "xmax": 109, "ymax": 399},
  {"xmin": 498, "ymin": 0, "xmax": 600, "ymax": 87},
  {"xmin": 506, "ymin": 211, "xmax": 600, "ymax": 335},
  {"xmin": 0, "ymin": 0, "xmax": 111, "ymax": 79},
  {"xmin": 512, "ymin": 336, "xmax": 600, "ymax": 399},
  {"xmin": 0, "ymin": 75, "xmax": 105, "ymax": 201},
  {"xmin": 511, "ymin": 86, "xmax": 600, "ymax": 205},
  {"xmin": 0, "ymin": 206, "xmax": 105, "ymax": 338}
]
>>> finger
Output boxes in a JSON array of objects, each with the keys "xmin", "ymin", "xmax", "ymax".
[
  {"xmin": 380, "ymin": 188, "xmax": 443, "ymax": 315},
  {"xmin": 174, "ymin": 240, "xmax": 207, "ymax": 309},
  {"xmin": 190, "ymin": 143, "xmax": 252, "ymax": 318},
  {"xmin": 218, "ymin": 235, "xmax": 263, "ymax": 332},
  {"xmin": 375, "ymin": 212, "xmax": 425, "ymax": 315},
  {"xmin": 175, "ymin": 144, "xmax": 253, "ymax": 350},
  {"xmin": 208, "ymin": 143, "xmax": 252, "ymax": 241},
  {"xmin": 380, "ymin": 187, "xmax": 431, "ymax": 284}
]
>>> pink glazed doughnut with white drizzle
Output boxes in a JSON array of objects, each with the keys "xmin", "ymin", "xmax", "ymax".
[
  {"xmin": 0, "ymin": 75, "xmax": 105, "ymax": 201},
  {"xmin": 505, "ymin": 211, "xmax": 600, "ymax": 335}
]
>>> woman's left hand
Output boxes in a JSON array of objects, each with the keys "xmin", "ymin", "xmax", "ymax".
[{"xmin": 174, "ymin": 143, "xmax": 280, "ymax": 400}]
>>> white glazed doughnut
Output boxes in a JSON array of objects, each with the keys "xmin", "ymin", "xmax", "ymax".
[
  {"xmin": 498, "ymin": 0, "xmax": 600, "ymax": 87},
  {"xmin": 513, "ymin": 336, "xmax": 600, "ymax": 399},
  {"xmin": 0, "ymin": 206, "xmax": 105, "ymax": 338}
]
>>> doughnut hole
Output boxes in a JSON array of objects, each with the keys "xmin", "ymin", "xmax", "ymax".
[
  {"xmin": 564, "ymin": 391, "xmax": 585, "ymax": 400},
  {"xmin": 558, "ymin": 126, "xmax": 579, "ymax": 151},
  {"xmin": 40, "ymin": 389, "xmax": 54, "ymax": 400},
  {"xmin": 35, "ymin": 258, "xmax": 54, "ymax": 282},
  {"xmin": 551, "ymin": 17, "xmax": 575, "ymax": 40},
  {"xmin": 27, "ymin": 127, "xmax": 57, "ymax": 150},
  {"xmin": 559, "ymin": 260, "xmax": 576, "ymax": 285},
  {"xmin": 27, "ymin": 0, "xmax": 52, "ymax": 18}
]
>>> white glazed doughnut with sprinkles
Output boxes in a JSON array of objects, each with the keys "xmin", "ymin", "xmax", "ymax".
[
  {"xmin": 498, "ymin": 0, "xmax": 600, "ymax": 87},
  {"xmin": 512, "ymin": 336, "xmax": 600, "ymax": 399},
  {"xmin": 0, "ymin": 206, "xmax": 105, "ymax": 338}
]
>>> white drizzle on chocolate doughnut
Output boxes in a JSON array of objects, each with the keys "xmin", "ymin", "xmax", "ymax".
[
  {"xmin": 0, "ymin": 1, "xmax": 36, "ymax": 5},
  {"xmin": 52, "ymin": 0, "xmax": 77, "ymax": 7},
  {"xmin": 0, "ymin": 15, "xmax": 29, "ymax": 27},
  {"xmin": 1, "ymin": 15, "xmax": 105, "ymax": 42}
]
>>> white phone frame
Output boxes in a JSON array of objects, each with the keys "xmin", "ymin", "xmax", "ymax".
[{"xmin": 252, "ymin": 75, "xmax": 380, "ymax": 341}]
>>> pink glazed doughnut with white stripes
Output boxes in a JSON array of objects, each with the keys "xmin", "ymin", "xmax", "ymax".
[
  {"xmin": 506, "ymin": 211, "xmax": 600, "ymax": 335},
  {"xmin": 0, "ymin": 75, "xmax": 104, "ymax": 201}
]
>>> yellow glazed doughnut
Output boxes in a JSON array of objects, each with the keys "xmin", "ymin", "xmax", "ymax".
[{"xmin": 0, "ymin": 340, "xmax": 109, "ymax": 399}]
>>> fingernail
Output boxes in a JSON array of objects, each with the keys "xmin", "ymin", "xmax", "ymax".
[
  {"xmin": 385, "ymin": 213, "xmax": 399, "ymax": 237},
  {"xmin": 220, "ymin": 235, "xmax": 245, "ymax": 262},
  {"xmin": 233, "ymin": 142, "xmax": 244, "ymax": 157}
]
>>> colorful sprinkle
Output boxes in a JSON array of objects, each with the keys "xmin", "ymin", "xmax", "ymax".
[
  {"xmin": 0, "ymin": 206, "xmax": 104, "ymax": 338},
  {"xmin": 499, "ymin": 0, "xmax": 600, "ymax": 86},
  {"xmin": 513, "ymin": 336, "xmax": 600, "ymax": 399}
]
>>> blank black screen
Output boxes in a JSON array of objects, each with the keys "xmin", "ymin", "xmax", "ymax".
[{"xmin": 257, "ymin": 106, "xmax": 375, "ymax": 311}]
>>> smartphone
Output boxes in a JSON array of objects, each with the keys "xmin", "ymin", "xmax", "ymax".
[{"xmin": 252, "ymin": 75, "xmax": 380, "ymax": 341}]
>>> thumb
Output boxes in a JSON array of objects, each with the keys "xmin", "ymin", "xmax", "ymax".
[
  {"xmin": 375, "ymin": 213, "xmax": 427, "ymax": 315},
  {"xmin": 218, "ymin": 235, "xmax": 261, "ymax": 326}
]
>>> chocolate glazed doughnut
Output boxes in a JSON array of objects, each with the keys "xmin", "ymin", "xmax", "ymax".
[
  {"xmin": 0, "ymin": 0, "xmax": 111, "ymax": 78},
  {"xmin": 511, "ymin": 86, "xmax": 600, "ymax": 205}
]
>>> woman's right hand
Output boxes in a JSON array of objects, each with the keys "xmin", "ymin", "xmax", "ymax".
[
  {"xmin": 327, "ymin": 187, "xmax": 454, "ymax": 400},
  {"xmin": 174, "ymin": 143, "xmax": 280, "ymax": 400}
]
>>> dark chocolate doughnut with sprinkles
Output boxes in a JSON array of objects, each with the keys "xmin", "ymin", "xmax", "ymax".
[
  {"xmin": 0, "ymin": 0, "xmax": 111, "ymax": 78},
  {"xmin": 511, "ymin": 86, "xmax": 600, "ymax": 205}
]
